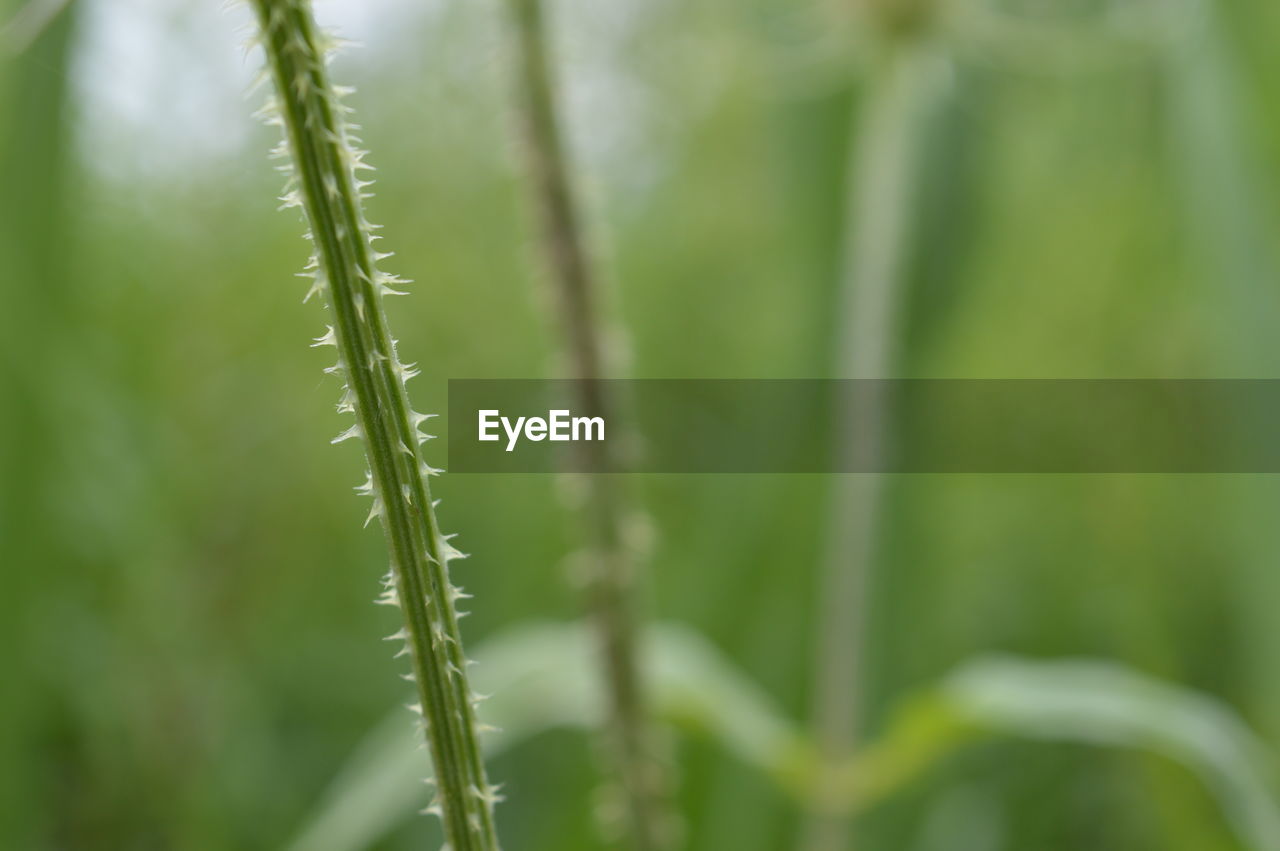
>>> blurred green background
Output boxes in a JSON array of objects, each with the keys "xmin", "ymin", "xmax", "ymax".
[{"xmin": 4, "ymin": 0, "xmax": 1280, "ymax": 848}]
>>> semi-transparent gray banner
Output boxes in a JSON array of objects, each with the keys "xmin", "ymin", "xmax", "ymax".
[{"xmin": 446, "ymin": 379, "xmax": 1280, "ymax": 473}]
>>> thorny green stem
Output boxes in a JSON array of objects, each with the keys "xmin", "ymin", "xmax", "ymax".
[
  {"xmin": 504, "ymin": 0, "xmax": 672, "ymax": 847},
  {"xmin": 249, "ymin": 2, "xmax": 500, "ymax": 848},
  {"xmin": 803, "ymin": 41, "xmax": 947, "ymax": 851}
]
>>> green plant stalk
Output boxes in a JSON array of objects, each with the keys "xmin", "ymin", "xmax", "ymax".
[
  {"xmin": 248, "ymin": 2, "xmax": 500, "ymax": 848},
  {"xmin": 503, "ymin": 0, "xmax": 671, "ymax": 847},
  {"xmin": 1164, "ymin": 5, "xmax": 1280, "ymax": 749},
  {"xmin": 804, "ymin": 40, "xmax": 947, "ymax": 851},
  {"xmin": 0, "ymin": 2, "xmax": 77, "ymax": 841}
]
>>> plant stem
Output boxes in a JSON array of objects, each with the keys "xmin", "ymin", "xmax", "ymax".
[
  {"xmin": 1164, "ymin": 9, "xmax": 1280, "ymax": 746},
  {"xmin": 249, "ymin": 2, "xmax": 500, "ymax": 848},
  {"xmin": 502, "ymin": 0, "xmax": 671, "ymax": 847},
  {"xmin": 803, "ymin": 40, "xmax": 947, "ymax": 851},
  {"xmin": 0, "ymin": 2, "xmax": 77, "ymax": 843}
]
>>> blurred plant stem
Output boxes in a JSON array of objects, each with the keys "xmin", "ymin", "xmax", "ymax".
[
  {"xmin": 502, "ymin": 0, "xmax": 672, "ymax": 847},
  {"xmin": 291, "ymin": 622, "xmax": 1278, "ymax": 851},
  {"xmin": 0, "ymin": 1, "xmax": 76, "ymax": 842},
  {"xmin": 248, "ymin": 2, "xmax": 500, "ymax": 847},
  {"xmin": 805, "ymin": 32, "xmax": 949, "ymax": 851},
  {"xmin": 1165, "ymin": 8, "xmax": 1280, "ymax": 745},
  {"xmin": 0, "ymin": 0, "xmax": 71, "ymax": 53}
]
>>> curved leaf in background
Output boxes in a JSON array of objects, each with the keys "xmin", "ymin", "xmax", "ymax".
[
  {"xmin": 287, "ymin": 625, "xmax": 1280, "ymax": 851},
  {"xmin": 286, "ymin": 622, "xmax": 802, "ymax": 851},
  {"xmin": 943, "ymin": 657, "xmax": 1280, "ymax": 851}
]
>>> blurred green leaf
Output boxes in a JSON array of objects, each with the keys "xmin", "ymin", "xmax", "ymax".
[
  {"xmin": 287, "ymin": 621, "xmax": 804, "ymax": 851},
  {"xmin": 942, "ymin": 656, "xmax": 1280, "ymax": 850},
  {"xmin": 290, "ymin": 625, "xmax": 1280, "ymax": 850}
]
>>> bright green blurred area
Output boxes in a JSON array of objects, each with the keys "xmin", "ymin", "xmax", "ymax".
[{"xmin": 4, "ymin": 0, "xmax": 1280, "ymax": 848}]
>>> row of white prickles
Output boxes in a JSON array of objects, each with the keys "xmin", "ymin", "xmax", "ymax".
[{"xmin": 248, "ymin": 2, "xmax": 500, "ymax": 838}]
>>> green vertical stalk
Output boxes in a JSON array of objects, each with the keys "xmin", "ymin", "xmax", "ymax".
[
  {"xmin": 0, "ymin": 1, "xmax": 77, "ymax": 843},
  {"xmin": 804, "ymin": 38, "xmax": 947, "ymax": 851},
  {"xmin": 502, "ymin": 0, "xmax": 672, "ymax": 847},
  {"xmin": 1164, "ymin": 10, "xmax": 1280, "ymax": 746},
  {"xmin": 248, "ymin": 2, "xmax": 500, "ymax": 849}
]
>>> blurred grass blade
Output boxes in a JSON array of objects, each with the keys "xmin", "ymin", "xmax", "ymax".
[
  {"xmin": 1164, "ymin": 1, "xmax": 1279, "ymax": 368},
  {"xmin": 943, "ymin": 657, "xmax": 1280, "ymax": 851},
  {"xmin": 288, "ymin": 622, "xmax": 804, "ymax": 851},
  {"xmin": 646, "ymin": 625, "xmax": 809, "ymax": 781},
  {"xmin": 1164, "ymin": 0, "xmax": 1280, "ymax": 748},
  {"xmin": 1, "ymin": 0, "xmax": 71, "ymax": 54},
  {"xmin": 289, "ymin": 620, "xmax": 1280, "ymax": 851},
  {"xmin": 0, "ymin": 0, "xmax": 77, "ymax": 841},
  {"xmin": 819, "ymin": 657, "xmax": 1280, "ymax": 849},
  {"xmin": 285, "ymin": 713, "xmax": 432, "ymax": 851},
  {"xmin": 287, "ymin": 624, "xmax": 598, "ymax": 851},
  {"xmin": 808, "ymin": 34, "xmax": 952, "ymax": 851}
]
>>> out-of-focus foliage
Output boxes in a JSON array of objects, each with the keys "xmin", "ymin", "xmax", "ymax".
[
  {"xmin": 3, "ymin": 0, "xmax": 1280, "ymax": 848},
  {"xmin": 287, "ymin": 625, "xmax": 1280, "ymax": 851}
]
